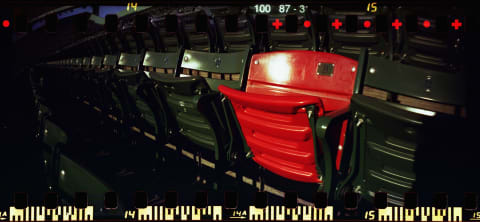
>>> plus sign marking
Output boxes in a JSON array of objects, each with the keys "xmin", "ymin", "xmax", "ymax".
[
  {"xmin": 331, "ymin": 19, "xmax": 342, "ymax": 30},
  {"xmin": 392, "ymin": 19, "xmax": 402, "ymax": 30},
  {"xmin": 272, "ymin": 19, "xmax": 283, "ymax": 30},
  {"xmin": 451, "ymin": 19, "xmax": 462, "ymax": 30}
]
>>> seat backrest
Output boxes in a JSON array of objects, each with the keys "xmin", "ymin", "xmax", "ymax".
[
  {"xmin": 91, "ymin": 56, "xmax": 103, "ymax": 68},
  {"xmin": 326, "ymin": 6, "xmax": 392, "ymax": 60},
  {"xmin": 85, "ymin": 39, "xmax": 102, "ymax": 56},
  {"xmin": 117, "ymin": 53, "xmax": 143, "ymax": 72},
  {"xmin": 124, "ymin": 31, "xmax": 142, "ymax": 54},
  {"xmin": 74, "ymin": 58, "xmax": 83, "ymax": 67},
  {"xmin": 211, "ymin": 7, "xmax": 255, "ymax": 52},
  {"xmin": 107, "ymin": 33, "xmax": 127, "ymax": 54},
  {"xmin": 97, "ymin": 34, "xmax": 113, "ymax": 55},
  {"xmin": 119, "ymin": 20, "xmax": 144, "ymax": 54},
  {"xmin": 344, "ymin": 50, "xmax": 468, "ymax": 205},
  {"xmin": 82, "ymin": 57, "xmax": 92, "ymax": 67},
  {"xmin": 246, "ymin": 50, "xmax": 358, "ymax": 111},
  {"xmin": 359, "ymin": 54, "xmax": 467, "ymax": 115},
  {"xmin": 178, "ymin": 7, "xmax": 216, "ymax": 52},
  {"xmin": 103, "ymin": 55, "xmax": 119, "ymax": 69},
  {"xmin": 151, "ymin": 9, "xmax": 183, "ymax": 52},
  {"xmin": 139, "ymin": 31, "xmax": 158, "ymax": 52},
  {"xmin": 142, "ymin": 51, "xmax": 180, "ymax": 76},
  {"xmin": 180, "ymin": 49, "xmax": 250, "ymax": 91},
  {"xmin": 396, "ymin": 7, "xmax": 465, "ymax": 73},
  {"xmin": 267, "ymin": 8, "xmax": 316, "ymax": 51}
]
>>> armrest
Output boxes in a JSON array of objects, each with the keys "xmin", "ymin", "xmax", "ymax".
[
  {"xmin": 219, "ymin": 85, "xmax": 323, "ymax": 114},
  {"xmin": 314, "ymin": 106, "xmax": 350, "ymax": 197},
  {"xmin": 316, "ymin": 106, "xmax": 351, "ymax": 139}
]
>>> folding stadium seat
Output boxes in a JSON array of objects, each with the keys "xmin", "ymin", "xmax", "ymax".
[
  {"xmin": 30, "ymin": 91, "xmax": 118, "ymax": 214},
  {"xmin": 335, "ymin": 49, "xmax": 468, "ymax": 206},
  {"xmin": 117, "ymin": 10, "xmax": 162, "ymax": 53},
  {"xmin": 35, "ymin": 103, "xmax": 67, "ymax": 185},
  {"xmin": 219, "ymin": 50, "xmax": 360, "ymax": 196},
  {"xmin": 97, "ymin": 33, "xmax": 115, "ymax": 55},
  {"xmin": 267, "ymin": 6, "xmax": 317, "ymax": 51},
  {"xmin": 76, "ymin": 57, "xmax": 93, "ymax": 101},
  {"xmin": 211, "ymin": 7, "xmax": 256, "ymax": 52},
  {"xmin": 110, "ymin": 52, "xmax": 170, "ymax": 145},
  {"xmin": 45, "ymin": 57, "xmax": 81, "ymax": 104},
  {"xmin": 325, "ymin": 6, "xmax": 393, "ymax": 60},
  {"xmin": 140, "ymin": 50, "xmax": 181, "ymax": 144},
  {"xmin": 178, "ymin": 7, "xmax": 217, "ymax": 52},
  {"xmin": 119, "ymin": 19, "xmax": 145, "ymax": 54},
  {"xmin": 97, "ymin": 54, "xmax": 122, "ymax": 122},
  {"xmin": 137, "ymin": 21, "xmax": 160, "ymax": 53},
  {"xmin": 106, "ymin": 32, "xmax": 128, "ymax": 55},
  {"xmin": 67, "ymin": 57, "xmax": 86, "ymax": 100},
  {"xmin": 84, "ymin": 56, "xmax": 107, "ymax": 108},
  {"xmin": 154, "ymin": 49, "xmax": 251, "ymax": 184},
  {"xmin": 396, "ymin": 7, "xmax": 465, "ymax": 73},
  {"xmin": 151, "ymin": 8, "xmax": 184, "ymax": 52}
]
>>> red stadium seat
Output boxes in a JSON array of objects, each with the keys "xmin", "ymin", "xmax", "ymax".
[{"xmin": 219, "ymin": 51, "xmax": 358, "ymax": 184}]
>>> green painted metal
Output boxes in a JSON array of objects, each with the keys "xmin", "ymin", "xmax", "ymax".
[
  {"xmin": 57, "ymin": 154, "xmax": 112, "ymax": 209},
  {"xmin": 74, "ymin": 58, "xmax": 82, "ymax": 66},
  {"xmin": 112, "ymin": 53, "xmax": 168, "ymax": 142},
  {"xmin": 181, "ymin": 49, "xmax": 250, "ymax": 91},
  {"xmin": 82, "ymin": 57, "xmax": 91, "ymax": 66},
  {"xmin": 118, "ymin": 53, "xmax": 143, "ymax": 68},
  {"xmin": 220, "ymin": 97, "xmax": 250, "ymax": 162},
  {"xmin": 159, "ymin": 81, "xmax": 222, "ymax": 156},
  {"xmin": 134, "ymin": 85, "xmax": 159, "ymax": 135},
  {"xmin": 149, "ymin": 50, "xmax": 250, "ymax": 191},
  {"xmin": 116, "ymin": 6, "xmax": 152, "ymax": 18},
  {"xmin": 155, "ymin": 49, "xmax": 250, "ymax": 165},
  {"xmin": 315, "ymin": 107, "xmax": 351, "ymax": 198},
  {"xmin": 347, "ymin": 94, "xmax": 423, "ymax": 205},
  {"xmin": 337, "ymin": 50, "xmax": 468, "ymax": 206},
  {"xmin": 143, "ymin": 51, "xmax": 180, "ymax": 69},
  {"xmin": 155, "ymin": 76, "xmax": 209, "ymax": 96},
  {"xmin": 146, "ymin": 74, "xmax": 182, "ymax": 144},
  {"xmin": 365, "ymin": 56, "xmax": 466, "ymax": 105},
  {"xmin": 113, "ymin": 53, "xmax": 142, "ymax": 122},
  {"xmin": 110, "ymin": 85, "xmax": 126, "ymax": 119},
  {"xmin": 43, "ymin": 120, "xmax": 68, "ymax": 149},
  {"xmin": 353, "ymin": 48, "xmax": 368, "ymax": 94},
  {"xmin": 88, "ymin": 14, "xmax": 105, "ymax": 25},
  {"xmin": 91, "ymin": 56, "xmax": 103, "ymax": 67},
  {"xmin": 103, "ymin": 55, "xmax": 119, "ymax": 67}
]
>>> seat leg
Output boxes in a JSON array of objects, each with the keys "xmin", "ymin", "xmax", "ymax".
[
  {"xmin": 213, "ymin": 161, "xmax": 226, "ymax": 192},
  {"xmin": 258, "ymin": 166, "xmax": 265, "ymax": 192},
  {"xmin": 192, "ymin": 151, "xmax": 203, "ymax": 185}
]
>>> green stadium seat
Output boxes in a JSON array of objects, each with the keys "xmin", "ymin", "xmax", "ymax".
[
  {"xmin": 335, "ymin": 49, "xmax": 468, "ymax": 206},
  {"xmin": 151, "ymin": 9, "xmax": 184, "ymax": 52},
  {"xmin": 111, "ymin": 52, "xmax": 167, "ymax": 145},
  {"xmin": 325, "ymin": 6, "xmax": 393, "ymax": 60},
  {"xmin": 211, "ymin": 7, "xmax": 256, "ymax": 52},
  {"xmin": 178, "ymin": 7, "xmax": 217, "ymax": 52},
  {"xmin": 267, "ymin": 6, "xmax": 317, "ymax": 51},
  {"xmin": 154, "ymin": 49, "xmax": 250, "ymax": 184},
  {"xmin": 396, "ymin": 7, "xmax": 465, "ymax": 73},
  {"xmin": 141, "ymin": 50, "xmax": 182, "ymax": 144}
]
